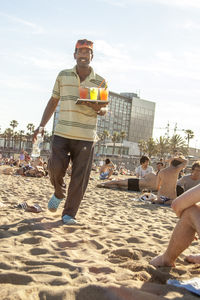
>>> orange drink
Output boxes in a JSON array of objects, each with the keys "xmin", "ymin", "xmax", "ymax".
[
  {"xmin": 90, "ymin": 87, "xmax": 98, "ymax": 100},
  {"xmin": 100, "ymin": 88, "xmax": 109, "ymax": 100},
  {"xmin": 79, "ymin": 86, "xmax": 88, "ymax": 99}
]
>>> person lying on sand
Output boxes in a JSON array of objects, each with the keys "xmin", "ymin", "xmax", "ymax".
[
  {"xmin": 152, "ymin": 156, "xmax": 187, "ymax": 205},
  {"xmin": 150, "ymin": 184, "xmax": 200, "ymax": 267},
  {"xmin": 99, "ymin": 158, "xmax": 115, "ymax": 180},
  {"xmin": 97, "ymin": 172, "xmax": 158, "ymax": 192}
]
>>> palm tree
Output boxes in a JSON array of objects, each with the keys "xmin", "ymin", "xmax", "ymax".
[
  {"xmin": 111, "ymin": 132, "xmax": 120, "ymax": 155},
  {"xmin": 27, "ymin": 123, "xmax": 35, "ymax": 135},
  {"xmin": 96, "ymin": 132, "xmax": 104, "ymax": 155},
  {"xmin": 10, "ymin": 120, "xmax": 18, "ymax": 132},
  {"xmin": 138, "ymin": 140, "xmax": 147, "ymax": 156},
  {"xmin": 18, "ymin": 130, "xmax": 25, "ymax": 151},
  {"xmin": 146, "ymin": 137, "xmax": 156, "ymax": 158},
  {"xmin": 119, "ymin": 131, "xmax": 126, "ymax": 156},
  {"xmin": 4, "ymin": 128, "xmax": 13, "ymax": 149},
  {"xmin": 101, "ymin": 130, "xmax": 110, "ymax": 155},
  {"xmin": 184, "ymin": 129, "xmax": 194, "ymax": 148},
  {"xmin": 10, "ymin": 120, "xmax": 18, "ymax": 148},
  {"xmin": 169, "ymin": 134, "xmax": 188, "ymax": 155},
  {"xmin": 26, "ymin": 123, "xmax": 35, "ymax": 150},
  {"xmin": 43, "ymin": 130, "xmax": 52, "ymax": 151},
  {"xmin": 156, "ymin": 136, "xmax": 170, "ymax": 159}
]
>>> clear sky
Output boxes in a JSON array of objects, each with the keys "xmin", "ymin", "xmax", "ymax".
[{"xmin": 1, "ymin": 0, "xmax": 200, "ymax": 147}]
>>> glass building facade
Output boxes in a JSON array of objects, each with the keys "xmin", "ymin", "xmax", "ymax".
[{"xmin": 97, "ymin": 92, "xmax": 131, "ymax": 138}]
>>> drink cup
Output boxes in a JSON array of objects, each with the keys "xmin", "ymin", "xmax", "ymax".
[
  {"xmin": 79, "ymin": 86, "xmax": 88, "ymax": 99},
  {"xmin": 100, "ymin": 88, "xmax": 109, "ymax": 100},
  {"xmin": 90, "ymin": 87, "xmax": 98, "ymax": 100}
]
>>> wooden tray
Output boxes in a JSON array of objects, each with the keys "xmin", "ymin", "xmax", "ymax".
[{"xmin": 76, "ymin": 98, "xmax": 109, "ymax": 104}]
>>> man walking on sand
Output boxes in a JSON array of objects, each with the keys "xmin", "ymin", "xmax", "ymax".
[
  {"xmin": 150, "ymin": 184, "xmax": 200, "ymax": 267},
  {"xmin": 33, "ymin": 39, "xmax": 108, "ymax": 225}
]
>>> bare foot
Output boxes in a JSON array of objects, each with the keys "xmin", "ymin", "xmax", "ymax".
[
  {"xmin": 185, "ymin": 254, "xmax": 200, "ymax": 264},
  {"xmin": 150, "ymin": 254, "xmax": 175, "ymax": 267}
]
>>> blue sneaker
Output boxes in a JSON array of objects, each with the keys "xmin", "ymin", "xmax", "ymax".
[
  {"xmin": 62, "ymin": 214, "xmax": 77, "ymax": 225},
  {"xmin": 48, "ymin": 194, "xmax": 63, "ymax": 212}
]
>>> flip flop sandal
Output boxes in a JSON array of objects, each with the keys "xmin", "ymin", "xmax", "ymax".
[
  {"xmin": 62, "ymin": 215, "xmax": 77, "ymax": 225},
  {"xmin": 17, "ymin": 202, "xmax": 28, "ymax": 210},
  {"xmin": 25, "ymin": 204, "xmax": 42, "ymax": 213}
]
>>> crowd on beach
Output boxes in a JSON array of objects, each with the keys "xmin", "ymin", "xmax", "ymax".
[
  {"xmin": 0, "ymin": 149, "xmax": 48, "ymax": 177},
  {"xmin": 2, "ymin": 151, "xmax": 200, "ymax": 270},
  {"xmin": 97, "ymin": 154, "xmax": 200, "ymax": 268}
]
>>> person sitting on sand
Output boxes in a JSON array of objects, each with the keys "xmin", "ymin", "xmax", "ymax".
[
  {"xmin": 176, "ymin": 161, "xmax": 200, "ymax": 196},
  {"xmin": 150, "ymin": 184, "xmax": 200, "ymax": 267},
  {"xmin": 156, "ymin": 161, "xmax": 164, "ymax": 175},
  {"xmin": 99, "ymin": 158, "xmax": 115, "ymax": 180},
  {"xmin": 152, "ymin": 156, "xmax": 187, "ymax": 205},
  {"xmin": 19, "ymin": 149, "xmax": 25, "ymax": 163},
  {"xmin": 135, "ymin": 155, "xmax": 154, "ymax": 178}
]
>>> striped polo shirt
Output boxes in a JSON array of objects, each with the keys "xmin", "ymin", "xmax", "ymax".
[{"xmin": 52, "ymin": 66, "xmax": 106, "ymax": 142}]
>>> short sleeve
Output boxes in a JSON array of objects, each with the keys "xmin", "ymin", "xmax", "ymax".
[{"xmin": 52, "ymin": 73, "xmax": 60, "ymax": 99}]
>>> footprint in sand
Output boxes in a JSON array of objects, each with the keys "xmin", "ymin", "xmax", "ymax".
[
  {"xmin": 109, "ymin": 248, "xmax": 142, "ymax": 262},
  {"xmin": 89, "ymin": 266, "xmax": 115, "ymax": 274},
  {"xmin": 126, "ymin": 237, "xmax": 143, "ymax": 244},
  {"xmin": 24, "ymin": 260, "xmax": 78, "ymax": 272},
  {"xmin": 0, "ymin": 262, "xmax": 12, "ymax": 270},
  {"xmin": 30, "ymin": 248, "xmax": 49, "ymax": 255},
  {"xmin": 89, "ymin": 239, "xmax": 104, "ymax": 250},
  {"xmin": 21, "ymin": 237, "xmax": 42, "ymax": 244},
  {"xmin": 0, "ymin": 273, "xmax": 33, "ymax": 284}
]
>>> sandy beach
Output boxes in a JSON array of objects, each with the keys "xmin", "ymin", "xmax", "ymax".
[{"xmin": 0, "ymin": 166, "xmax": 200, "ymax": 300}]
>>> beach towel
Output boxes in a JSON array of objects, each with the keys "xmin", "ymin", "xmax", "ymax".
[{"xmin": 167, "ymin": 277, "xmax": 200, "ymax": 296}]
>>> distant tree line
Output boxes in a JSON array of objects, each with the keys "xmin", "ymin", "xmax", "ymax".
[
  {"xmin": 0, "ymin": 120, "xmax": 195, "ymax": 158},
  {"xmin": 0, "ymin": 120, "xmax": 52, "ymax": 151},
  {"xmin": 138, "ymin": 129, "xmax": 194, "ymax": 158},
  {"xmin": 96, "ymin": 130, "xmax": 126, "ymax": 155}
]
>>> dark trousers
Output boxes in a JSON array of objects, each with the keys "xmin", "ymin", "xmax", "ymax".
[
  {"xmin": 176, "ymin": 185, "xmax": 185, "ymax": 196},
  {"xmin": 48, "ymin": 135, "xmax": 94, "ymax": 218}
]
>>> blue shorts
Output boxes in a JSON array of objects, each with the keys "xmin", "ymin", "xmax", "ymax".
[
  {"xmin": 100, "ymin": 171, "xmax": 109, "ymax": 180},
  {"xmin": 160, "ymin": 196, "xmax": 171, "ymax": 203}
]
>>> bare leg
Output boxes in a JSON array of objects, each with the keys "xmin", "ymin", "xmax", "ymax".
[
  {"xmin": 150, "ymin": 205, "xmax": 200, "ymax": 267},
  {"xmin": 172, "ymin": 184, "xmax": 200, "ymax": 217},
  {"xmin": 185, "ymin": 204, "xmax": 200, "ymax": 264},
  {"xmin": 97, "ymin": 179, "xmax": 128, "ymax": 190}
]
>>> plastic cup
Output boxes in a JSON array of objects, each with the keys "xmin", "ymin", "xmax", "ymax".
[
  {"xmin": 79, "ymin": 86, "xmax": 88, "ymax": 99},
  {"xmin": 100, "ymin": 88, "xmax": 109, "ymax": 100},
  {"xmin": 90, "ymin": 87, "xmax": 98, "ymax": 100}
]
